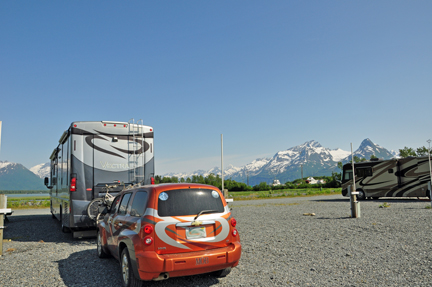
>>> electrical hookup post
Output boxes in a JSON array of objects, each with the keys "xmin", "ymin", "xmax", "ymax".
[{"xmin": 350, "ymin": 143, "xmax": 360, "ymax": 218}]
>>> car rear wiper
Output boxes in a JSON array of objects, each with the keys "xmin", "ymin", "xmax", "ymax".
[{"xmin": 194, "ymin": 210, "xmax": 218, "ymax": 220}]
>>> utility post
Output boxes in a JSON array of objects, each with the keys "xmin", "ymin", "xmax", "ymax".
[
  {"xmin": 301, "ymin": 164, "xmax": 303, "ymax": 181},
  {"xmin": 350, "ymin": 143, "xmax": 360, "ymax": 218}
]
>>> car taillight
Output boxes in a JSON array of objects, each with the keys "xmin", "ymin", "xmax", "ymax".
[
  {"xmin": 70, "ymin": 177, "xmax": 76, "ymax": 192},
  {"xmin": 151, "ymin": 177, "xmax": 155, "ymax": 184},
  {"xmin": 144, "ymin": 236, "xmax": 153, "ymax": 246},
  {"xmin": 230, "ymin": 218, "xmax": 237, "ymax": 227},
  {"xmin": 144, "ymin": 225, "xmax": 153, "ymax": 234},
  {"xmin": 232, "ymin": 229, "xmax": 238, "ymax": 237}
]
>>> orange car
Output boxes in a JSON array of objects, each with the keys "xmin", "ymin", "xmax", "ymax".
[{"xmin": 97, "ymin": 183, "xmax": 241, "ymax": 287}]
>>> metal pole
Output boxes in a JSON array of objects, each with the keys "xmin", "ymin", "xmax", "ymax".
[
  {"xmin": 351, "ymin": 143, "xmax": 356, "ymax": 192},
  {"xmin": 0, "ymin": 194, "xmax": 6, "ymax": 256},
  {"xmin": 427, "ymin": 139, "xmax": 432, "ymax": 204},
  {"xmin": 221, "ymin": 134, "xmax": 224, "ymax": 192}
]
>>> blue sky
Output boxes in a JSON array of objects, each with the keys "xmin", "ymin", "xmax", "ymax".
[{"xmin": 1, "ymin": 1, "xmax": 431, "ymax": 174}]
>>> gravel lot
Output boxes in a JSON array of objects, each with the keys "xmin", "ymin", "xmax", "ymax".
[{"xmin": 2, "ymin": 194, "xmax": 432, "ymax": 286}]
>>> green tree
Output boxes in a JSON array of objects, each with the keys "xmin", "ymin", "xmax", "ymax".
[
  {"xmin": 353, "ymin": 156, "xmax": 367, "ymax": 163},
  {"xmin": 370, "ymin": 154, "xmax": 377, "ymax": 160},
  {"xmin": 416, "ymin": 146, "xmax": 431, "ymax": 157},
  {"xmin": 399, "ymin": 146, "xmax": 416, "ymax": 157}
]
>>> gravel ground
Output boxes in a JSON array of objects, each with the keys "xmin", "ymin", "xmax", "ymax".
[{"xmin": 2, "ymin": 195, "xmax": 432, "ymax": 286}]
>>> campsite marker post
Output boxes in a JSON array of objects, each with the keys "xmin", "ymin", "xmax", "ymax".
[{"xmin": 350, "ymin": 143, "xmax": 360, "ymax": 218}]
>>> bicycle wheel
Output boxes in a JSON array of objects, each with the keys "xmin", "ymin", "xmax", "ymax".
[{"xmin": 87, "ymin": 198, "xmax": 103, "ymax": 221}]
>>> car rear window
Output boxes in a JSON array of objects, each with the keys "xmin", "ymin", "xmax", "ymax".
[{"xmin": 157, "ymin": 189, "xmax": 224, "ymax": 217}]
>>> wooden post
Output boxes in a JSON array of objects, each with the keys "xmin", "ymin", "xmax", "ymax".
[{"xmin": 0, "ymin": 194, "xmax": 5, "ymax": 256}]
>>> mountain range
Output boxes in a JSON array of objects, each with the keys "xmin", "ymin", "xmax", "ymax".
[
  {"xmin": 1, "ymin": 138, "xmax": 397, "ymax": 190},
  {"xmin": 163, "ymin": 138, "xmax": 397, "ymax": 186},
  {"xmin": 0, "ymin": 161, "xmax": 47, "ymax": 190}
]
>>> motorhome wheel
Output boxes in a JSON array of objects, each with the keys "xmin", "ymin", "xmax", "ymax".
[{"xmin": 357, "ymin": 190, "xmax": 366, "ymax": 200}]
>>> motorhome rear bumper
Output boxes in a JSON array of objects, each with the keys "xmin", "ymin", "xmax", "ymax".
[{"xmin": 135, "ymin": 242, "xmax": 241, "ymax": 281}]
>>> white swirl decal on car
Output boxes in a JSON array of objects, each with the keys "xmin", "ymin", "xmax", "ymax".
[{"xmin": 146, "ymin": 208, "xmax": 231, "ymax": 249}]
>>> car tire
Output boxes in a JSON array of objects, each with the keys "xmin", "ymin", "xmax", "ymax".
[
  {"xmin": 213, "ymin": 267, "xmax": 231, "ymax": 278},
  {"xmin": 97, "ymin": 231, "xmax": 110, "ymax": 258},
  {"xmin": 356, "ymin": 189, "xmax": 366, "ymax": 201},
  {"xmin": 121, "ymin": 248, "xmax": 142, "ymax": 287}
]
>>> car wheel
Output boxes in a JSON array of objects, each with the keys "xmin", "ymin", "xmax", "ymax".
[
  {"xmin": 356, "ymin": 190, "xmax": 366, "ymax": 201},
  {"xmin": 121, "ymin": 248, "xmax": 142, "ymax": 287},
  {"xmin": 97, "ymin": 231, "xmax": 110, "ymax": 258},
  {"xmin": 213, "ymin": 267, "xmax": 231, "ymax": 278}
]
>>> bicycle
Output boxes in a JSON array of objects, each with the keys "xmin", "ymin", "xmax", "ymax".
[{"xmin": 86, "ymin": 183, "xmax": 117, "ymax": 222}]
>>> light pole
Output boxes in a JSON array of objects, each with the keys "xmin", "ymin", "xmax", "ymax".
[{"xmin": 427, "ymin": 139, "xmax": 432, "ymax": 198}]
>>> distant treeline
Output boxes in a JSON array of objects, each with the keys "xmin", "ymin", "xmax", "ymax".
[
  {"xmin": 0, "ymin": 190, "xmax": 48, "ymax": 194},
  {"xmin": 154, "ymin": 172, "xmax": 341, "ymax": 192}
]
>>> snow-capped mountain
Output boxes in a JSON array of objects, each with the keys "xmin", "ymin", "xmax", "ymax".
[
  {"xmin": 23, "ymin": 138, "xmax": 396, "ymax": 188},
  {"xmin": 162, "ymin": 139, "xmax": 395, "ymax": 186},
  {"xmin": 30, "ymin": 162, "xmax": 51, "ymax": 179},
  {"xmin": 0, "ymin": 161, "xmax": 47, "ymax": 190},
  {"xmin": 339, "ymin": 138, "xmax": 394, "ymax": 163}
]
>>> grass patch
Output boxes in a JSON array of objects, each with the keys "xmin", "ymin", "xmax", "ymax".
[
  {"xmin": 7, "ymin": 196, "xmax": 50, "ymax": 209},
  {"xmin": 379, "ymin": 202, "xmax": 391, "ymax": 208},
  {"xmin": 229, "ymin": 188, "xmax": 341, "ymax": 201}
]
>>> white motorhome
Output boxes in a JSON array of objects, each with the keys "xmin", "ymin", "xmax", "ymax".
[
  {"xmin": 45, "ymin": 120, "xmax": 154, "ymax": 237},
  {"xmin": 341, "ymin": 157, "xmax": 431, "ymax": 200}
]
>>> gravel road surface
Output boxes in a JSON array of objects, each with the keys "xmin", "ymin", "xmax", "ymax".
[{"xmin": 2, "ymin": 195, "xmax": 432, "ymax": 286}]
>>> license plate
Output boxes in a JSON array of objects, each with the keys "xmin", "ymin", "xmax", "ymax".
[{"xmin": 186, "ymin": 226, "xmax": 206, "ymax": 239}]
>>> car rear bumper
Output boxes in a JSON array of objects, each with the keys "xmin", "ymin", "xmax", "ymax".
[{"xmin": 135, "ymin": 242, "xmax": 241, "ymax": 281}]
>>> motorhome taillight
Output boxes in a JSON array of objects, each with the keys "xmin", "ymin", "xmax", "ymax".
[
  {"xmin": 230, "ymin": 218, "xmax": 237, "ymax": 227},
  {"xmin": 70, "ymin": 177, "xmax": 77, "ymax": 192},
  {"xmin": 151, "ymin": 177, "xmax": 155, "ymax": 184},
  {"xmin": 144, "ymin": 225, "xmax": 153, "ymax": 234},
  {"xmin": 144, "ymin": 236, "xmax": 153, "ymax": 246}
]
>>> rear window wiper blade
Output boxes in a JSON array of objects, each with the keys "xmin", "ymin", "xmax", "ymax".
[{"xmin": 194, "ymin": 210, "xmax": 218, "ymax": 220}]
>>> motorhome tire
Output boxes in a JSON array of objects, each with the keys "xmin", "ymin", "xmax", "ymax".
[
  {"xmin": 120, "ymin": 248, "xmax": 142, "ymax": 287},
  {"xmin": 357, "ymin": 190, "xmax": 366, "ymax": 201},
  {"xmin": 87, "ymin": 198, "xmax": 103, "ymax": 221}
]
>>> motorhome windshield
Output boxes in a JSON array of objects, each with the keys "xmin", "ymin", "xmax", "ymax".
[{"xmin": 344, "ymin": 169, "xmax": 353, "ymax": 181}]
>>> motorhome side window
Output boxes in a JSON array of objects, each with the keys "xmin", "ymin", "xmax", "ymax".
[{"xmin": 356, "ymin": 167, "xmax": 372, "ymax": 177}]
